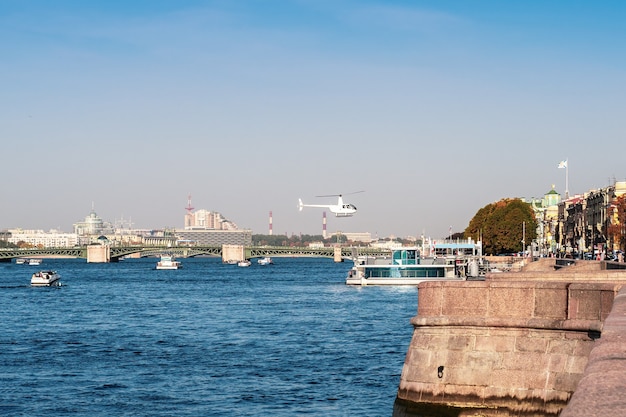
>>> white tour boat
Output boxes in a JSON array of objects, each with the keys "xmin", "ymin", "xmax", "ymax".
[
  {"xmin": 346, "ymin": 241, "xmax": 483, "ymax": 286},
  {"xmin": 156, "ymin": 254, "xmax": 182, "ymax": 270},
  {"xmin": 28, "ymin": 259, "xmax": 43, "ymax": 266},
  {"xmin": 237, "ymin": 260, "xmax": 252, "ymax": 267},
  {"xmin": 31, "ymin": 270, "xmax": 61, "ymax": 286},
  {"xmin": 257, "ymin": 257, "xmax": 273, "ymax": 265}
]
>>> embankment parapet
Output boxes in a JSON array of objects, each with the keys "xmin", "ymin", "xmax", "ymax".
[
  {"xmin": 560, "ymin": 286, "xmax": 626, "ymax": 416},
  {"xmin": 395, "ymin": 276, "xmax": 624, "ymax": 417}
]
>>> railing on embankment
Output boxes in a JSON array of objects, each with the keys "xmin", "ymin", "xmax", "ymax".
[{"xmin": 394, "ymin": 259, "xmax": 626, "ymax": 417}]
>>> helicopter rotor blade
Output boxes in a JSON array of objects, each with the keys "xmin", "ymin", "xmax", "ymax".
[{"xmin": 315, "ymin": 191, "xmax": 364, "ymax": 198}]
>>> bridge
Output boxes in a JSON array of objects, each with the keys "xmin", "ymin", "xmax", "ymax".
[{"xmin": 0, "ymin": 245, "xmax": 390, "ymax": 263}]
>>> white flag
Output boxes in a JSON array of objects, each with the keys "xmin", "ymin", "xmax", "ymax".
[{"xmin": 558, "ymin": 160, "xmax": 567, "ymax": 169}]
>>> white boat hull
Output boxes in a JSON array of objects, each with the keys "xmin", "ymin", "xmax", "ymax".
[
  {"xmin": 31, "ymin": 271, "xmax": 61, "ymax": 286},
  {"xmin": 156, "ymin": 265, "xmax": 179, "ymax": 270},
  {"xmin": 346, "ymin": 276, "xmax": 465, "ymax": 286},
  {"xmin": 156, "ymin": 255, "xmax": 181, "ymax": 270}
]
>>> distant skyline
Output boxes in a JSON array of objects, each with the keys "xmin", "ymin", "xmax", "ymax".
[{"xmin": 2, "ymin": 1, "xmax": 625, "ymax": 238}]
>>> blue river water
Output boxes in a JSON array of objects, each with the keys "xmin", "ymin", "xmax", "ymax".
[{"xmin": 0, "ymin": 257, "xmax": 417, "ymax": 416}]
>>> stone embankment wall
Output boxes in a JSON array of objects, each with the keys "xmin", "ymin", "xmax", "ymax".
[
  {"xmin": 560, "ymin": 286, "xmax": 626, "ymax": 416},
  {"xmin": 395, "ymin": 262, "xmax": 626, "ymax": 417}
]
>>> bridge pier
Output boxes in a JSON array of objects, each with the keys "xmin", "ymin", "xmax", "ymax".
[
  {"xmin": 222, "ymin": 244, "xmax": 244, "ymax": 263},
  {"xmin": 87, "ymin": 244, "xmax": 110, "ymax": 263},
  {"xmin": 334, "ymin": 246, "xmax": 343, "ymax": 263}
]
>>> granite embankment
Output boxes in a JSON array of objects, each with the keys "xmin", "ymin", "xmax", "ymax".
[
  {"xmin": 560, "ymin": 285, "xmax": 626, "ymax": 416},
  {"xmin": 394, "ymin": 258, "xmax": 626, "ymax": 417}
]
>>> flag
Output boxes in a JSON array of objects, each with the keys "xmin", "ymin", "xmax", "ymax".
[{"xmin": 558, "ymin": 160, "xmax": 567, "ymax": 169}]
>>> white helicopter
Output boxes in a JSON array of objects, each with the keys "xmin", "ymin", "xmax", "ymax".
[{"xmin": 298, "ymin": 192, "xmax": 364, "ymax": 217}]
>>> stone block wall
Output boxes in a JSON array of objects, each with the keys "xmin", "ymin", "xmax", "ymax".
[
  {"xmin": 395, "ymin": 280, "xmax": 621, "ymax": 417},
  {"xmin": 560, "ymin": 286, "xmax": 626, "ymax": 416}
]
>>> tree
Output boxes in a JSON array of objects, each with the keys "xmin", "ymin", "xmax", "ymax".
[
  {"xmin": 465, "ymin": 198, "xmax": 537, "ymax": 255},
  {"xmin": 252, "ymin": 234, "xmax": 325, "ymax": 247},
  {"xmin": 0, "ymin": 240, "xmax": 18, "ymax": 248}
]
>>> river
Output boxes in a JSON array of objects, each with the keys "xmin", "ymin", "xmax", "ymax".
[{"xmin": 0, "ymin": 256, "xmax": 417, "ymax": 416}]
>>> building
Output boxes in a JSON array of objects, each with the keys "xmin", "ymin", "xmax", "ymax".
[
  {"xmin": 175, "ymin": 229, "xmax": 252, "ymax": 246},
  {"xmin": 73, "ymin": 209, "xmax": 114, "ymax": 236},
  {"xmin": 5, "ymin": 229, "xmax": 79, "ymax": 248},
  {"xmin": 184, "ymin": 209, "xmax": 238, "ymax": 230},
  {"xmin": 557, "ymin": 181, "xmax": 626, "ymax": 257},
  {"xmin": 327, "ymin": 231, "xmax": 372, "ymax": 243},
  {"xmin": 529, "ymin": 185, "xmax": 562, "ymax": 256},
  {"xmin": 179, "ymin": 205, "xmax": 249, "ymax": 245}
]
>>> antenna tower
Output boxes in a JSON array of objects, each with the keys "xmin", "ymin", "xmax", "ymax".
[
  {"xmin": 185, "ymin": 194, "xmax": 195, "ymax": 215},
  {"xmin": 269, "ymin": 211, "xmax": 273, "ymax": 235}
]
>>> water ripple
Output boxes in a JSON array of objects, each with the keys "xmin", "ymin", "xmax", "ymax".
[{"xmin": 0, "ymin": 257, "xmax": 417, "ymax": 416}]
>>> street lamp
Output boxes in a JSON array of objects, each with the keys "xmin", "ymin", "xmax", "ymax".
[{"xmin": 522, "ymin": 221, "xmax": 526, "ymax": 257}]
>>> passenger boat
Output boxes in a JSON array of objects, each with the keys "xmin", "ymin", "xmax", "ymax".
[
  {"xmin": 31, "ymin": 270, "xmax": 61, "ymax": 286},
  {"xmin": 237, "ymin": 260, "xmax": 252, "ymax": 267},
  {"xmin": 257, "ymin": 257, "xmax": 273, "ymax": 265},
  {"xmin": 346, "ymin": 242, "xmax": 483, "ymax": 286},
  {"xmin": 28, "ymin": 259, "xmax": 42, "ymax": 266},
  {"xmin": 15, "ymin": 258, "xmax": 27, "ymax": 264},
  {"xmin": 156, "ymin": 254, "xmax": 182, "ymax": 270}
]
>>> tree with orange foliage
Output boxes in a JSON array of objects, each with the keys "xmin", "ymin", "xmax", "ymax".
[{"xmin": 465, "ymin": 198, "xmax": 537, "ymax": 255}]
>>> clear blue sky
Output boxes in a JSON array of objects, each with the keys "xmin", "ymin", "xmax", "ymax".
[{"xmin": 2, "ymin": 1, "xmax": 625, "ymax": 239}]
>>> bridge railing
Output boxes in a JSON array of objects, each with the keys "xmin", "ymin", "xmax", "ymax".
[
  {"xmin": 0, "ymin": 247, "xmax": 86, "ymax": 260},
  {"xmin": 0, "ymin": 245, "xmax": 391, "ymax": 261}
]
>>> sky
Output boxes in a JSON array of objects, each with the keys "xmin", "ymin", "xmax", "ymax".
[{"xmin": 2, "ymin": 0, "xmax": 626, "ymax": 239}]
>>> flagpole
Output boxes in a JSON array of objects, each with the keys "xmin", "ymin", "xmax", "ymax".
[
  {"xmin": 558, "ymin": 159, "xmax": 569, "ymax": 199},
  {"xmin": 565, "ymin": 158, "xmax": 569, "ymax": 199}
]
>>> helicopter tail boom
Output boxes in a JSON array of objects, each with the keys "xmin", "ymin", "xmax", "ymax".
[{"xmin": 299, "ymin": 198, "xmax": 334, "ymax": 211}]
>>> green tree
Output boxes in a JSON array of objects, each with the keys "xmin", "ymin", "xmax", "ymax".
[
  {"xmin": 0, "ymin": 240, "xmax": 18, "ymax": 248},
  {"xmin": 465, "ymin": 198, "xmax": 537, "ymax": 255},
  {"xmin": 252, "ymin": 234, "xmax": 325, "ymax": 246}
]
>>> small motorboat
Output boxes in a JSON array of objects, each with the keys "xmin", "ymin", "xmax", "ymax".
[
  {"xmin": 28, "ymin": 259, "xmax": 43, "ymax": 266},
  {"xmin": 257, "ymin": 257, "xmax": 273, "ymax": 265},
  {"xmin": 156, "ymin": 254, "xmax": 182, "ymax": 270},
  {"xmin": 31, "ymin": 270, "xmax": 61, "ymax": 287},
  {"xmin": 237, "ymin": 260, "xmax": 252, "ymax": 267}
]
